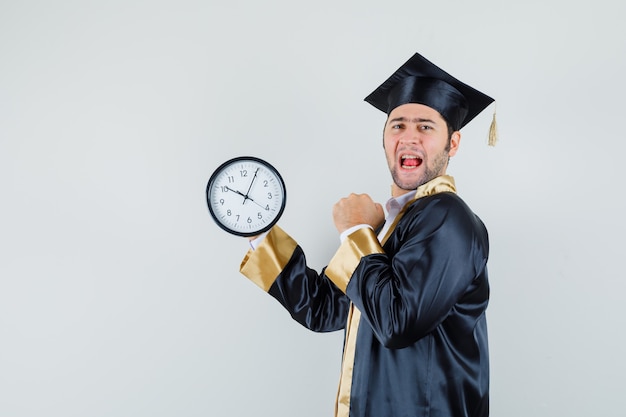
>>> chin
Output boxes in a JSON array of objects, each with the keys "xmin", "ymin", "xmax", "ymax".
[
  {"xmin": 395, "ymin": 172, "xmax": 425, "ymax": 190},
  {"xmin": 393, "ymin": 180, "xmax": 421, "ymax": 193}
]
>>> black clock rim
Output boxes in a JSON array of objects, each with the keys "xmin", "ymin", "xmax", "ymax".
[{"xmin": 206, "ymin": 156, "xmax": 287, "ymax": 237}]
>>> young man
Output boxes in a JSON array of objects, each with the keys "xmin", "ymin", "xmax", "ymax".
[{"xmin": 240, "ymin": 52, "xmax": 494, "ymax": 417}]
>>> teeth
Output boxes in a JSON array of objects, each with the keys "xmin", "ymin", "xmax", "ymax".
[{"xmin": 401, "ymin": 154, "xmax": 421, "ymax": 168}]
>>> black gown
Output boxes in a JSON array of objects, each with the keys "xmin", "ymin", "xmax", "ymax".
[{"xmin": 240, "ymin": 175, "xmax": 490, "ymax": 417}]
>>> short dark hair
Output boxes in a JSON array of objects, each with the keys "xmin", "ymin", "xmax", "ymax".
[{"xmin": 445, "ymin": 119, "xmax": 455, "ymax": 151}]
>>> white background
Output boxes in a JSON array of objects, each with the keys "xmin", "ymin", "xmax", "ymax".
[{"xmin": 1, "ymin": 1, "xmax": 625, "ymax": 416}]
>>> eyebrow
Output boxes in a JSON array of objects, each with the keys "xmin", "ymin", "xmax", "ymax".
[{"xmin": 387, "ymin": 116, "xmax": 438, "ymax": 125}]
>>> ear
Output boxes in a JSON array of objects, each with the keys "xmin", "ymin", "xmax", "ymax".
[{"xmin": 448, "ymin": 131, "xmax": 461, "ymax": 157}]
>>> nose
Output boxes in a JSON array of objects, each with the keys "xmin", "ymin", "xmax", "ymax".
[{"xmin": 399, "ymin": 128, "xmax": 420, "ymax": 145}]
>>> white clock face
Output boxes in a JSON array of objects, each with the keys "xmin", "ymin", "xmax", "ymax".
[{"xmin": 207, "ymin": 157, "xmax": 286, "ymax": 236}]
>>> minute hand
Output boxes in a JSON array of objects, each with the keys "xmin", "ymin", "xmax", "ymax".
[{"xmin": 243, "ymin": 168, "xmax": 259, "ymax": 204}]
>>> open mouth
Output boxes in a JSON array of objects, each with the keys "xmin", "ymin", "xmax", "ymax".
[{"xmin": 400, "ymin": 155, "xmax": 423, "ymax": 169}]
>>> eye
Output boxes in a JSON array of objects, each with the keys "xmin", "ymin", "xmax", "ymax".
[{"xmin": 419, "ymin": 124, "xmax": 433, "ymax": 131}]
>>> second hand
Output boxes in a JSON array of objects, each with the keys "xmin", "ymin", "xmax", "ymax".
[{"xmin": 225, "ymin": 186, "xmax": 266, "ymax": 209}]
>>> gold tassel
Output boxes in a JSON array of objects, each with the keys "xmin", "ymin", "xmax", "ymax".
[{"xmin": 488, "ymin": 106, "xmax": 498, "ymax": 147}]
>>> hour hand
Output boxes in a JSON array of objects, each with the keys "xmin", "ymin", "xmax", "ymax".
[{"xmin": 224, "ymin": 186, "xmax": 247, "ymax": 199}]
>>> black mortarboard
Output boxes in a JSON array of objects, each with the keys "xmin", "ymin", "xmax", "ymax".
[{"xmin": 364, "ymin": 53, "xmax": 496, "ymax": 142}]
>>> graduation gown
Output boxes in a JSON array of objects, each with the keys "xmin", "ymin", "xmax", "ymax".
[{"xmin": 240, "ymin": 175, "xmax": 490, "ymax": 417}]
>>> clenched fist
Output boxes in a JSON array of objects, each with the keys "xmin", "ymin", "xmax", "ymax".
[{"xmin": 332, "ymin": 193, "xmax": 385, "ymax": 234}]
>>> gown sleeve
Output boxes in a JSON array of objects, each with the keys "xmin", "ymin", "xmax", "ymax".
[
  {"xmin": 240, "ymin": 225, "xmax": 350, "ymax": 333},
  {"xmin": 325, "ymin": 192, "xmax": 489, "ymax": 349}
]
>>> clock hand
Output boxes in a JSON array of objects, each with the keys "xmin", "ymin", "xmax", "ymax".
[
  {"xmin": 224, "ymin": 186, "xmax": 247, "ymax": 200},
  {"xmin": 224, "ymin": 186, "xmax": 266, "ymax": 209},
  {"xmin": 244, "ymin": 196, "xmax": 267, "ymax": 210},
  {"xmin": 243, "ymin": 168, "xmax": 260, "ymax": 204},
  {"xmin": 223, "ymin": 184, "xmax": 266, "ymax": 209}
]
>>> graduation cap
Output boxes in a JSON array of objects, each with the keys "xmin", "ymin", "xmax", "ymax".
[{"xmin": 364, "ymin": 52, "xmax": 498, "ymax": 146}]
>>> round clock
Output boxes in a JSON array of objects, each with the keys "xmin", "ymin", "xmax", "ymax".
[{"xmin": 206, "ymin": 156, "xmax": 287, "ymax": 237}]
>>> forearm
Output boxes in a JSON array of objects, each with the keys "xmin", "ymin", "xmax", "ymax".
[{"xmin": 240, "ymin": 226, "xmax": 349, "ymax": 332}]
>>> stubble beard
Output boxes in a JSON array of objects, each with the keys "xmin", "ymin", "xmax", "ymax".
[{"xmin": 390, "ymin": 148, "xmax": 450, "ymax": 192}]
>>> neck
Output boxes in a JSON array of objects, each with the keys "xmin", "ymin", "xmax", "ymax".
[{"xmin": 391, "ymin": 184, "xmax": 414, "ymax": 198}]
